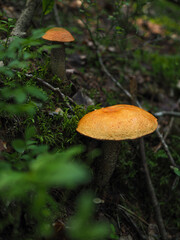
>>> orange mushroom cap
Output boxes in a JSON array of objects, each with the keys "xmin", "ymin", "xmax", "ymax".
[
  {"xmin": 76, "ymin": 104, "xmax": 158, "ymax": 140},
  {"xmin": 42, "ymin": 27, "xmax": 75, "ymax": 42}
]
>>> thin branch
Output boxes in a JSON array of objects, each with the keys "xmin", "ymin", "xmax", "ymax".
[
  {"xmin": 25, "ymin": 73, "xmax": 75, "ymax": 112},
  {"xmin": 155, "ymin": 128, "xmax": 177, "ymax": 167},
  {"xmin": 117, "ymin": 202, "xmax": 147, "ymax": 240},
  {"xmin": 117, "ymin": 204, "xmax": 148, "ymax": 226},
  {"xmin": 140, "ymin": 138, "xmax": 167, "ymax": 240},
  {"xmin": 154, "ymin": 117, "xmax": 174, "ymax": 153},
  {"xmin": 154, "ymin": 111, "xmax": 180, "ymax": 117},
  {"xmin": 96, "ymin": 49, "xmax": 137, "ymax": 104}
]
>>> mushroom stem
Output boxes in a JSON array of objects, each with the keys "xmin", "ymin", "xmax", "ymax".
[
  {"xmin": 96, "ymin": 140, "xmax": 120, "ymax": 189},
  {"xmin": 51, "ymin": 43, "xmax": 67, "ymax": 81}
]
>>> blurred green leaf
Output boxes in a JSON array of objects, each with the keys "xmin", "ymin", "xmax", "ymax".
[
  {"xmin": 8, "ymin": 60, "xmax": 27, "ymax": 69},
  {"xmin": 173, "ymin": 167, "xmax": 180, "ymax": 177},
  {"xmin": 25, "ymin": 86, "xmax": 48, "ymax": 101},
  {"xmin": 42, "ymin": 0, "xmax": 55, "ymax": 15},
  {"xmin": 31, "ymin": 29, "xmax": 45, "ymax": 39},
  {"xmin": 12, "ymin": 139, "xmax": 26, "ymax": 153},
  {"xmin": 0, "ymin": 66, "xmax": 14, "ymax": 76},
  {"xmin": 68, "ymin": 192, "xmax": 110, "ymax": 240},
  {"xmin": 30, "ymin": 145, "xmax": 90, "ymax": 188},
  {"xmin": 4, "ymin": 102, "xmax": 36, "ymax": 115},
  {"xmin": 25, "ymin": 126, "xmax": 36, "ymax": 141},
  {"xmin": 0, "ymin": 27, "xmax": 8, "ymax": 32},
  {"xmin": 13, "ymin": 88, "xmax": 27, "ymax": 103},
  {"xmin": 0, "ymin": 145, "xmax": 90, "ymax": 199}
]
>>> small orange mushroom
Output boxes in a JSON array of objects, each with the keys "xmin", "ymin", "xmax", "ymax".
[
  {"xmin": 42, "ymin": 27, "xmax": 75, "ymax": 81},
  {"xmin": 76, "ymin": 104, "xmax": 158, "ymax": 191}
]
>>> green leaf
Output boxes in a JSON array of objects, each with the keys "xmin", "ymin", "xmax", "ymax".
[
  {"xmin": 0, "ymin": 27, "xmax": 8, "ymax": 32},
  {"xmin": 5, "ymin": 103, "xmax": 36, "ymax": 115},
  {"xmin": 173, "ymin": 167, "xmax": 180, "ymax": 177},
  {"xmin": 68, "ymin": 192, "xmax": 110, "ymax": 240},
  {"xmin": 25, "ymin": 86, "xmax": 47, "ymax": 101},
  {"xmin": 42, "ymin": 0, "xmax": 55, "ymax": 15},
  {"xmin": 31, "ymin": 29, "xmax": 45, "ymax": 39},
  {"xmin": 0, "ymin": 66, "xmax": 14, "ymax": 77},
  {"xmin": 8, "ymin": 60, "xmax": 27, "ymax": 69},
  {"xmin": 12, "ymin": 139, "xmax": 26, "ymax": 153},
  {"xmin": 13, "ymin": 88, "xmax": 27, "ymax": 103},
  {"xmin": 25, "ymin": 126, "xmax": 36, "ymax": 141},
  {"xmin": 30, "ymin": 146, "xmax": 90, "ymax": 187}
]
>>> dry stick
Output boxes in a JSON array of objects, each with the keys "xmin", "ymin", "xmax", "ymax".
[
  {"xmin": 155, "ymin": 118, "xmax": 179, "ymax": 191},
  {"xmin": 96, "ymin": 50, "xmax": 138, "ymax": 104},
  {"xmin": 117, "ymin": 204, "xmax": 147, "ymax": 240},
  {"xmin": 118, "ymin": 204, "xmax": 148, "ymax": 226},
  {"xmin": 155, "ymin": 98, "xmax": 180, "ymax": 160},
  {"xmin": 154, "ymin": 118, "xmax": 175, "ymax": 154},
  {"xmin": 154, "ymin": 111, "xmax": 180, "ymax": 117},
  {"xmin": 25, "ymin": 73, "xmax": 75, "ymax": 112},
  {"xmin": 140, "ymin": 138, "xmax": 167, "ymax": 240},
  {"xmin": 155, "ymin": 129, "xmax": 177, "ymax": 167}
]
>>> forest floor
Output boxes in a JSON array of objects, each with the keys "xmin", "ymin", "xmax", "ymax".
[{"xmin": 0, "ymin": 0, "xmax": 180, "ymax": 240}]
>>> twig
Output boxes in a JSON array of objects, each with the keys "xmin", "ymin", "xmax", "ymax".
[
  {"xmin": 140, "ymin": 138, "xmax": 167, "ymax": 240},
  {"xmin": 117, "ymin": 204, "xmax": 148, "ymax": 226},
  {"xmin": 155, "ymin": 128, "xmax": 177, "ymax": 167},
  {"xmin": 154, "ymin": 118, "xmax": 174, "ymax": 154},
  {"xmin": 25, "ymin": 73, "xmax": 75, "ymax": 112},
  {"xmin": 161, "ymin": 118, "xmax": 174, "ymax": 141},
  {"xmin": 117, "ymin": 202, "xmax": 147, "ymax": 240},
  {"xmin": 96, "ymin": 49, "xmax": 139, "ymax": 104},
  {"xmin": 154, "ymin": 111, "xmax": 180, "ymax": 117}
]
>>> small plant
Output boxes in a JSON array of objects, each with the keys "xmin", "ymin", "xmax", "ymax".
[{"xmin": 68, "ymin": 192, "xmax": 109, "ymax": 240}]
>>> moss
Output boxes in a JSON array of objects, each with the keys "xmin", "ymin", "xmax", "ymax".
[
  {"xmin": 132, "ymin": 50, "xmax": 180, "ymax": 88},
  {"xmin": 151, "ymin": 0, "xmax": 180, "ymax": 23}
]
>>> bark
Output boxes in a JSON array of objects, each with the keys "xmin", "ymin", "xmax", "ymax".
[{"xmin": 11, "ymin": 0, "xmax": 41, "ymax": 37}]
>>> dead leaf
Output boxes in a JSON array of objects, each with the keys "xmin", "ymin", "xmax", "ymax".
[{"xmin": 0, "ymin": 139, "xmax": 7, "ymax": 152}]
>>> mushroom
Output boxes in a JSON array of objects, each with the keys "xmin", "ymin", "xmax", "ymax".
[
  {"xmin": 42, "ymin": 27, "xmax": 75, "ymax": 81},
  {"xmin": 76, "ymin": 104, "xmax": 158, "ymax": 191}
]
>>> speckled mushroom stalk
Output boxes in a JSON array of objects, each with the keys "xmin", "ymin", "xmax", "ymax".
[
  {"xmin": 76, "ymin": 104, "xmax": 158, "ymax": 192},
  {"xmin": 96, "ymin": 140, "xmax": 120, "ymax": 189},
  {"xmin": 50, "ymin": 42, "xmax": 67, "ymax": 81},
  {"xmin": 42, "ymin": 27, "xmax": 75, "ymax": 82}
]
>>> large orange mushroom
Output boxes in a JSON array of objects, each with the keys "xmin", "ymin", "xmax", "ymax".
[
  {"xmin": 42, "ymin": 27, "xmax": 75, "ymax": 81},
  {"xmin": 76, "ymin": 104, "xmax": 158, "ymax": 191}
]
